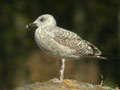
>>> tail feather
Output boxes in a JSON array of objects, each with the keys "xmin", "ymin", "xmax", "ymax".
[
  {"xmin": 93, "ymin": 55, "xmax": 107, "ymax": 60},
  {"xmin": 87, "ymin": 55, "xmax": 107, "ymax": 60},
  {"xmin": 83, "ymin": 40, "xmax": 106, "ymax": 60}
]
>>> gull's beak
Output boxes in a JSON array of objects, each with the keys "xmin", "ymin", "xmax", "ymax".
[{"xmin": 26, "ymin": 23, "xmax": 38, "ymax": 29}]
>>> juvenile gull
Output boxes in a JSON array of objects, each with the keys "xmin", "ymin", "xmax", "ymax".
[{"xmin": 26, "ymin": 14, "xmax": 106, "ymax": 82}]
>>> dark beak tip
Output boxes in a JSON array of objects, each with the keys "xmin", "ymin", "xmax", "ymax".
[
  {"xmin": 26, "ymin": 24, "xmax": 29, "ymax": 29},
  {"xmin": 26, "ymin": 23, "xmax": 32, "ymax": 29},
  {"xmin": 26, "ymin": 23, "xmax": 37, "ymax": 29}
]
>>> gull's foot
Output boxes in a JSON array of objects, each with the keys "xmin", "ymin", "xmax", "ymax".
[{"xmin": 50, "ymin": 78, "xmax": 63, "ymax": 83}]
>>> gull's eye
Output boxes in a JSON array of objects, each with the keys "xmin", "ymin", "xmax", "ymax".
[{"xmin": 39, "ymin": 18, "xmax": 45, "ymax": 22}]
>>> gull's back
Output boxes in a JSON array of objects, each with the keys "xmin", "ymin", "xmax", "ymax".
[{"xmin": 51, "ymin": 27, "xmax": 102, "ymax": 59}]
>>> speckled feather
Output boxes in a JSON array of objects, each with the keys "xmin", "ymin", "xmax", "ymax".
[{"xmin": 53, "ymin": 27, "xmax": 101, "ymax": 57}]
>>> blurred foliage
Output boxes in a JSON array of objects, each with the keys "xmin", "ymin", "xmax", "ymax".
[{"xmin": 0, "ymin": 0, "xmax": 119, "ymax": 90}]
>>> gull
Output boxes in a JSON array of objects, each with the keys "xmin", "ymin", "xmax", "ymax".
[{"xmin": 26, "ymin": 14, "xmax": 106, "ymax": 82}]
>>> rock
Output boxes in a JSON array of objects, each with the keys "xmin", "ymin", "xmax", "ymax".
[{"xmin": 13, "ymin": 79, "xmax": 118, "ymax": 90}]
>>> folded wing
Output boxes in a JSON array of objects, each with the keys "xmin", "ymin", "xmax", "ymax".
[{"xmin": 53, "ymin": 27, "xmax": 102, "ymax": 58}]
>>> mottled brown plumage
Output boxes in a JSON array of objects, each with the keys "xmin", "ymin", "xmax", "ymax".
[
  {"xmin": 53, "ymin": 27, "xmax": 103, "ymax": 58},
  {"xmin": 27, "ymin": 14, "xmax": 106, "ymax": 82}
]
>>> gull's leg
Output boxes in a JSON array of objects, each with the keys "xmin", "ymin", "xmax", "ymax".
[
  {"xmin": 50, "ymin": 58, "xmax": 65, "ymax": 83},
  {"xmin": 59, "ymin": 58, "xmax": 65, "ymax": 81}
]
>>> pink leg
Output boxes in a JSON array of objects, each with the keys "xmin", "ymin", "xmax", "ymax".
[
  {"xmin": 50, "ymin": 58, "xmax": 65, "ymax": 83},
  {"xmin": 59, "ymin": 58, "xmax": 65, "ymax": 81}
]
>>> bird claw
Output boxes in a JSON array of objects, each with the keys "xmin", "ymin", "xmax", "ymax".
[{"xmin": 50, "ymin": 78, "xmax": 63, "ymax": 83}]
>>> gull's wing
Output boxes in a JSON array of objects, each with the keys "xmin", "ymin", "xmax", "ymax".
[{"xmin": 53, "ymin": 27, "xmax": 102, "ymax": 57}]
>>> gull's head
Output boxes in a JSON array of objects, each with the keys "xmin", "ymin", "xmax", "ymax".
[{"xmin": 26, "ymin": 14, "xmax": 56, "ymax": 29}]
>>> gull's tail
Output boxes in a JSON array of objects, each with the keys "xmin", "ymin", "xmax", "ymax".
[{"xmin": 91, "ymin": 55, "xmax": 107, "ymax": 60}]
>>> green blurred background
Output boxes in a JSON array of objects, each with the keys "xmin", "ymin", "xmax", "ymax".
[{"xmin": 0, "ymin": 0, "xmax": 119, "ymax": 90}]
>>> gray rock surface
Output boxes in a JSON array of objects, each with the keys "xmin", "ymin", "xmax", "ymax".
[{"xmin": 13, "ymin": 79, "xmax": 118, "ymax": 90}]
